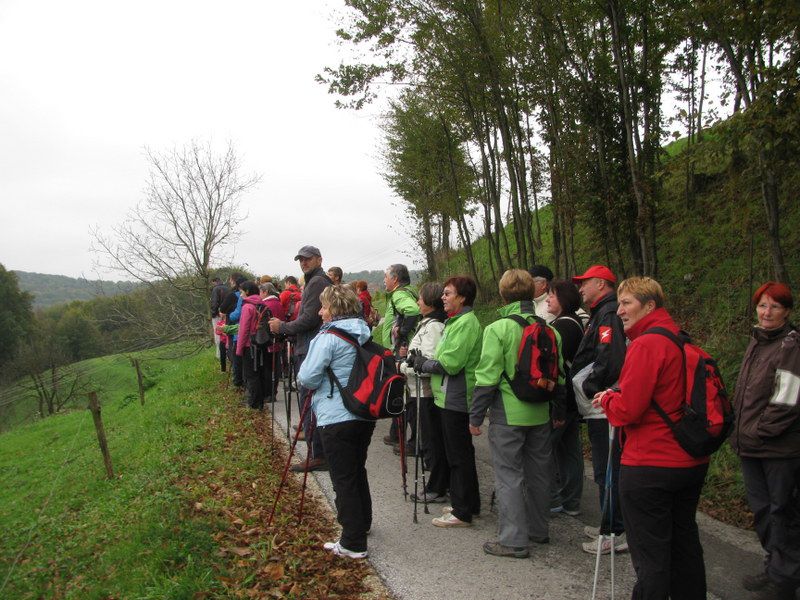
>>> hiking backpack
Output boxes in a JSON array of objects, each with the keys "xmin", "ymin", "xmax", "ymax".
[
  {"xmin": 324, "ymin": 327, "xmax": 406, "ymax": 420},
  {"xmin": 250, "ymin": 304, "xmax": 274, "ymax": 348},
  {"xmin": 285, "ymin": 291, "xmax": 302, "ymax": 321},
  {"xmin": 503, "ymin": 314, "xmax": 560, "ymax": 403},
  {"xmin": 642, "ymin": 327, "xmax": 734, "ymax": 458}
]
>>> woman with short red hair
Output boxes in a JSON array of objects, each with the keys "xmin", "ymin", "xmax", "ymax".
[{"xmin": 732, "ymin": 282, "xmax": 800, "ymax": 600}]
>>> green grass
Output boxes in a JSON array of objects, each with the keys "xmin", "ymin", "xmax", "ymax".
[{"xmin": 0, "ymin": 346, "xmax": 230, "ymax": 599}]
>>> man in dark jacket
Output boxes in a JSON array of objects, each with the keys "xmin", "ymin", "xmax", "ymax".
[
  {"xmin": 210, "ymin": 277, "xmax": 229, "ymax": 371},
  {"xmin": 571, "ymin": 265, "xmax": 627, "ymax": 554},
  {"xmin": 269, "ymin": 246, "xmax": 332, "ymax": 471}
]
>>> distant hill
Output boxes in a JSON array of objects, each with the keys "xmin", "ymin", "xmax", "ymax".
[
  {"xmin": 14, "ymin": 271, "xmax": 139, "ymax": 309},
  {"xmin": 342, "ymin": 268, "xmax": 422, "ymax": 290}
]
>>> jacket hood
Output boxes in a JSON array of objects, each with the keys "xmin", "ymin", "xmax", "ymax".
[
  {"xmin": 625, "ymin": 307, "xmax": 679, "ymax": 341},
  {"xmin": 752, "ymin": 321, "xmax": 794, "ymax": 344},
  {"xmin": 321, "ymin": 317, "xmax": 371, "ymax": 345},
  {"xmin": 497, "ymin": 300, "xmax": 535, "ymax": 317},
  {"xmin": 242, "ymin": 295, "xmax": 266, "ymax": 306}
]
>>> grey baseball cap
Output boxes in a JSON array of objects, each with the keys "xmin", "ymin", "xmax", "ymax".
[{"xmin": 294, "ymin": 245, "xmax": 321, "ymax": 260}]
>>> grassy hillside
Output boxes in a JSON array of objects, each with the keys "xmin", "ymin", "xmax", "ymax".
[
  {"xmin": 14, "ymin": 271, "xmax": 138, "ymax": 309},
  {"xmin": 0, "ymin": 346, "xmax": 384, "ymax": 599}
]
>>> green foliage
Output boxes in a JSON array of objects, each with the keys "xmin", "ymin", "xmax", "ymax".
[{"xmin": 0, "ymin": 265, "xmax": 33, "ymax": 372}]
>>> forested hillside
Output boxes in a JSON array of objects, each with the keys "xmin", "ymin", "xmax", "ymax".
[
  {"xmin": 14, "ymin": 271, "xmax": 138, "ymax": 308},
  {"xmin": 319, "ymin": 0, "xmax": 799, "ymax": 378}
]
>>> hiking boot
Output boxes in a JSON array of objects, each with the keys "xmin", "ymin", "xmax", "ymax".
[
  {"xmin": 326, "ymin": 541, "xmax": 367, "ymax": 559},
  {"xmin": 483, "ymin": 541, "xmax": 530, "ymax": 559},
  {"xmin": 411, "ymin": 491, "xmax": 448, "ymax": 503},
  {"xmin": 752, "ymin": 580, "xmax": 797, "ymax": 600},
  {"xmin": 432, "ymin": 513, "xmax": 471, "ymax": 528},
  {"xmin": 582, "ymin": 534, "xmax": 628, "ymax": 555},
  {"xmin": 394, "ymin": 444, "xmax": 418, "ymax": 457},
  {"xmin": 742, "ymin": 571, "xmax": 771, "ymax": 591},
  {"xmin": 550, "ymin": 505, "xmax": 579, "ymax": 517},
  {"xmin": 289, "ymin": 457, "xmax": 328, "ymax": 472},
  {"xmin": 584, "ymin": 525, "xmax": 601, "ymax": 539},
  {"xmin": 528, "ymin": 535, "xmax": 550, "ymax": 544}
]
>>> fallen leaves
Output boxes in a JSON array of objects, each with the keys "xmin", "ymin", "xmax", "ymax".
[{"xmin": 172, "ymin": 380, "xmax": 393, "ymax": 600}]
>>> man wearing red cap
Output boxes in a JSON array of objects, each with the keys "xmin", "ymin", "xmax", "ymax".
[{"xmin": 571, "ymin": 265, "xmax": 627, "ymax": 554}]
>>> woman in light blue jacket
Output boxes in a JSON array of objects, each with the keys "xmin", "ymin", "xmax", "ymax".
[{"xmin": 297, "ymin": 285, "xmax": 374, "ymax": 559}]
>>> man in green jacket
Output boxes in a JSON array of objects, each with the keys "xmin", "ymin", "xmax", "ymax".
[
  {"xmin": 469, "ymin": 269, "xmax": 565, "ymax": 557},
  {"xmin": 382, "ymin": 264, "xmax": 422, "ymax": 447},
  {"xmin": 382, "ymin": 264, "xmax": 421, "ymax": 354}
]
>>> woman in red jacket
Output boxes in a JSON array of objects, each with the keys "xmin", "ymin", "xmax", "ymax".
[{"xmin": 594, "ymin": 277, "xmax": 709, "ymax": 600}]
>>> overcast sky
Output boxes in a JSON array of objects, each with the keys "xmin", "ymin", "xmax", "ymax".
[{"xmin": 0, "ymin": 0, "xmax": 411, "ymax": 280}]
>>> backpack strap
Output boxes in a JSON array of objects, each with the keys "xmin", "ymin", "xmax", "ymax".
[
  {"xmin": 639, "ymin": 327, "xmax": 687, "ymax": 429},
  {"xmin": 322, "ymin": 327, "xmax": 360, "ymax": 398}
]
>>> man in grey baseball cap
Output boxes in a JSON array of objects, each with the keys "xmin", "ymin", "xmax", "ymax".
[{"xmin": 270, "ymin": 245, "xmax": 332, "ymax": 471}]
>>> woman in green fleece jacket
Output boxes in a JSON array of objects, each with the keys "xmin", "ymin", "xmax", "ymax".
[
  {"xmin": 413, "ymin": 275, "xmax": 483, "ymax": 528},
  {"xmin": 469, "ymin": 269, "xmax": 565, "ymax": 558}
]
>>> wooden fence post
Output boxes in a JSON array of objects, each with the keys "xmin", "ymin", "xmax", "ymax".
[
  {"xmin": 134, "ymin": 359, "xmax": 145, "ymax": 406},
  {"xmin": 87, "ymin": 392, "xmax": 115, "ymax": 479}
]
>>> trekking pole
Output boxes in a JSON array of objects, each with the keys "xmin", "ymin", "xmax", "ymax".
[
  {"xmin": 284, "ymin": 341, "xmax": 293, "ymax": 439},
  {"xmin": 267, "ymin": 392, "xmax": 312, "ymax": 527},
  {"xmin": 591, "ymin": 424, "xmax": 617, "ymax": 600},
  {"xmin": 397, "ymin": 389, "xmax": 408, "ymax": 500},
  {"xmin": 414, "ymin": 373, "xmax": 429, "ymax": 520},
  {"xmin": 270, "ymin": 348, "xmax": 277, "ymax": 455},
  {"xmin": 297, "ymin": 410, "xmax": 318, "ymax": 524}
]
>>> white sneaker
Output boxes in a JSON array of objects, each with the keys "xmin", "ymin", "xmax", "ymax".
[
  {"xmin": 584, "ymin": 525, "xmax": 600, "ymax": 539},
  {"xmin": 323, "ymin": 540, "xmax": 339, "ymax": 551},
  {"xmin": 582, "ymin": 533, "xmax": 628, "ymax": 555},
  {"xmin": 432, "ymin": 513, "xmax": 472, "ymax": 528},
  {"xmin": 442, "ymin": 506, "xmax": 480, "ymax": 519},
  {"xmin": 327, "ymin": 541, "xmax": 368, "ymax": 559}
]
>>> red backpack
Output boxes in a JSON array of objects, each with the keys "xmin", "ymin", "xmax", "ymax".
[
  {"xmin": 503, "ymin": 314, "xmax": 560, "ymax": 403},
  {"xmin": 323, "ymin": 328, "xmax": 406, "ymax": 420},
  {"xmin": 286, "ymin": 291, "xmax": 302, "ymax": 321},
  {"xmin": 642, "ymin": 328, "xmax": 733, "ymax": 457}
]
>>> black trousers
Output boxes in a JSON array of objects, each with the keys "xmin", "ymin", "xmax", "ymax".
[
  {"xmin": 587, "ymin": 418, "xmax": 624, "ymax": 534},
  {"xmin": 741, "ymin": 456, "xmax": 800, "ymax": 588},
  {"xmin": 219, "ymin": 341, "xmax": 227, "ymax": 372},
  {"xmin": 319, "ymin": 420, "xmax": 376, "ymax": 552},
  {"xmin": 418, "ymin": 398, "xmax": 449, "ymax": 495},
  {"xmin": 619, "ymin": 463, "xmax": 709, "ymax": 600},
  {"xmin": 242, "ymin": 347, "xmax": 282, "ymax": 409},
  {"xmin": 228, "ymin": 341, "xmax": 243, "ymax": 387},
  {"xmin": 440, "ymin": 408, "xmax": 480, "ymax": 522}
]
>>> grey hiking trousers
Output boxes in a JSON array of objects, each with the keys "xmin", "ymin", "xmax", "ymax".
[{"xmin": 489, "ymin": 422, "xmax": 551, "ymax": 548}]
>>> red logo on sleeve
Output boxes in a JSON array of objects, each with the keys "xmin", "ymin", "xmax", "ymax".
[{"xmin": 598, "ymin": 326, "xmax": 612, "ymax": 344}]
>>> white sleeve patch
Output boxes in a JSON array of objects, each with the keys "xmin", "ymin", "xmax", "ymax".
[{"xmin": 769, "ymin": 369, "xmax": 800, "ymax": 407}]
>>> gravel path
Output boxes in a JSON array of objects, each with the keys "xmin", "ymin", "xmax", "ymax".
[{"xmin": 268, "ymin": 384, "xmax": 764, "ymax": 600}]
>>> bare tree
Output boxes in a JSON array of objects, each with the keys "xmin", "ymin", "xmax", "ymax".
[{"xmin": 92, "ymin": 141, "xmax": 260, "ymax": 294}]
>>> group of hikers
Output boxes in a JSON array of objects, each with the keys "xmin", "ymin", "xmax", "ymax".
[{"xmin": 209, "ymin": 245, "xmax": 799, "ymax": 600}]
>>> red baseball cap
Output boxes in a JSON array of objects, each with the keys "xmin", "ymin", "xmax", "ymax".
[{"xmin": 572, "ymin": 265, "xmax": 617, "ymax": 285}]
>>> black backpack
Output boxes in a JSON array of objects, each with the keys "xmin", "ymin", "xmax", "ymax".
[
  {"xmin": 324, "ymin": 327, "xmax": 405, "ymax": 420},
  {"xmin": 502, "ymin": 314, "xmax": 560, "ymax": 403},
  {"xmin": 251, "ymin": 304, "xmax": 274, "ymax": 348}
]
